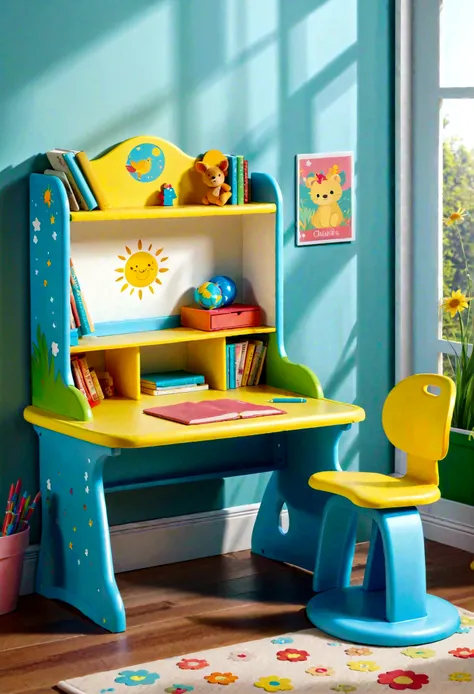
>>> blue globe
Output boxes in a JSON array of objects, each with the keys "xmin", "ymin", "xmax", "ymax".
[
  {"xmin": 194, "ymin": 281, "xmax": 223, "ymax": 309},
  {"xmin": 209, "ymin": 275, "xmax": 237, "ymax": 306}
]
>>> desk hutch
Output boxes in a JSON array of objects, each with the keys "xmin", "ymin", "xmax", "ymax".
[{"xmin": 24, "ymin": 136, "xmax": 364, "ymax": 632}]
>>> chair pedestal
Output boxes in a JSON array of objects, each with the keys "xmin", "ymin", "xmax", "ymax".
[{"xmin": 306, "ymin": 496, "xmax": 459, "ymax": 646}]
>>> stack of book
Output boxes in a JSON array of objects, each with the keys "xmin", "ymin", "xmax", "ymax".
[
  {"xmin": 70, "ymin": 259, "xmax": 94, "ymax": 336},
  {"xmin": 226, "ymin": 155, "xmax": 249, "ymax": 205},
  {"xmin": 70, "ymin": 355, "xmax": 114, "ymax": 407},
  {"xmin": 140, "ymin": 370, "xmax": 209, "ymax": 396},
  {"xmin": 45, "ymin": 148, "xmax": 110, "ymax": 211},
  {"xmin": 226, "ymin": 339, "xmax": 267, "ymax": 389}
]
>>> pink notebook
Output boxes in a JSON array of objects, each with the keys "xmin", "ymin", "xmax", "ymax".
[{"xmin": 143, "ymin": 399, "xmax": 285, "ymax": 425}]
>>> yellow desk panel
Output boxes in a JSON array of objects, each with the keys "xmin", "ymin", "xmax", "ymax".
[
  {"xmin": 71, "ymin": 326, "xmax": 276, "ymax": 354},
  {"xmin": 70, "ymin": 203, "xmax": 276, "ymax": 223},
  {"xmin": 24, "ymin": 386, "xmax": 365, "ymax": 449}
]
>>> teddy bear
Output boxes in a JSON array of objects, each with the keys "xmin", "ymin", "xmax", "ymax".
[
  {"xmin": 195, "ymin": 159, "xmax": 232, "ymax": 206},
  {"xmin": 305, "ymin": 172, "xmax": 344, "ymax": 228}
]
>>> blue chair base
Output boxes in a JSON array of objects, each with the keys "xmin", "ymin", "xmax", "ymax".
[
  {"xmin": 307, "ymin": 586, "xmax": 460, "ymax": 647},
  {"xmin": 307, "ymin": 497, "xmax": 460, "ymax": 647}
]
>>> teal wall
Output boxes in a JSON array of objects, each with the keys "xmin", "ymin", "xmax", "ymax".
[{"xmin": 0, "ymin": 0, "xmax": 393, "ymax": 543}]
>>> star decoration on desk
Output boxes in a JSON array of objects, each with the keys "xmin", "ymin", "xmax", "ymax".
[
  {"xmin": 85, "ymin": 485, "xmax": 90, "ymax": 494},
  {"xmin": 88, "ymin": 519, "xmax": 93, "ymax": 527},
  {"xmin": 52, "ymin": 231, "xmax": 57, "ymax": 240},
  {"xmin": 47, "ymin": 259, "xmax": 51, "ymax": 267},
  {"xmin": 69, "ymin": 542, "xmax": 73, "ymax": 550},
  {"xmin": 32, "ymin": 217, "xmax": 41, "ymax": 232},
  {"xmin": 84, "ymin": 472, "xmax": 88, "ymax": 481}
]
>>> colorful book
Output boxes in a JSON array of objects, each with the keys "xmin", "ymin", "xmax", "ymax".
[
  {"xmin": 140, "ymin": 370, "xmax": 205, "ymax": 388},
  {"xmin": 143, "ymin": 399, "xmax": 285, "ymax": 426},
  {"xmin": 90, "ymin": 368, "xmax": 105, "ymax": 400},
  {"xmin": 75, "ymin": 150, "xmax": 111, "ymax": 210},
  {"xmin": 70, "ymin": 260, "xmax": 94, "ymax": 335},
  {"xmin": 234, "ymin": 343, "xmax": 243, "ymax": 387},
  {"xmin": 243, "ymin": 159, "xmax": 249, "ymax": 203},
  {"xmin": 248, "ymin": 340, "xmax": 264, "ymax": 386},
  {"xmin": 44, "ymin": 169, "xmax": 80, "ymax": 211},
  {"xmin": 46, "ymin": 150, "xmax": 93, "ymax": 210},
  {"xmin": 226, "ymin": 344, "xmax": 231, "ymax": 389},
  {"xmin": 97, "ymin": 372, "xmax": 114, "ymax": 398},
  {"xmin": 69, "ymin": 285, "xmax": 81, "ymax": 329},
  {"xmin": 237, "ymin": 155, "xmax": 244, "ymax": 205},
  {"xmin": 227, "ymin": 155, "xmax": 238, "ymax": 205},
  {"xmin": 141, "ymin": 384, "xmax": 209, "ymax": 396},
  {"xmin": 229, "ymin": 344, "xmax": 236, "ymax": 388},
  {"xmin": 62, "ymin": 152, "xmax": 98, "ymax": 211},
  {"xmin": 254, "ymin": 344, "xmax": 267, "ymax": 385},
  {"xmin": 242, "ymin": 342, "xmax": 256, "ymax": 387},
  {"xmin": 70, "ymin": 357, "xmax": 88, "ymax": 399},
  {"xmin": 71, "ymin": 356, "xmax": 99, "ymax": 407},
  {"xmin": 77, "ymin": 355, "xmax": 101, "ymax": 406},
  {"xmin": 236, "ymin": 341, "xmax": 248, "ymax": 388}
]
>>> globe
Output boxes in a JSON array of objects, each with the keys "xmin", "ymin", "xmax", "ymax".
[
  {"xmin": 209, "ymin": 275, "xmax": 237, "ymax": 306},
  {"xmin": 194, "ymin": 281, "xmax": 223, "ymax": 309}
]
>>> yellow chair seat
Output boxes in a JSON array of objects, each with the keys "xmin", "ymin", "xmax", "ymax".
[{"xmin": 308, "ymin": 471, "xmax": 440, "ymax": 509}]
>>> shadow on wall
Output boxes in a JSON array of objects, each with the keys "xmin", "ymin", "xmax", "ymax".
[{"xmin": 0, "ymin": 0, "xmax": 393, "ymax": 545}]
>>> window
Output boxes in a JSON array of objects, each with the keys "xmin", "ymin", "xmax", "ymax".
[{"xmin": 413, "ymin": 0, "xmax": 474, "ymax": 374}]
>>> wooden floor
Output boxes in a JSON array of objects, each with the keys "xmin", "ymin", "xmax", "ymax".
[{"xmin": 0, "ymin": 541, "xmax": 473, "ymax": 694}]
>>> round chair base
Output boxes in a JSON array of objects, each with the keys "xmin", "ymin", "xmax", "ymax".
[{"xmin": 306, "ymin": 587, "xmax": 460, "ymax": 647}]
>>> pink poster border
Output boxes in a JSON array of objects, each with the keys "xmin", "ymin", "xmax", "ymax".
[{"xmin": 296, "ymin": 151, "xmax": 355, "ymax": 247}]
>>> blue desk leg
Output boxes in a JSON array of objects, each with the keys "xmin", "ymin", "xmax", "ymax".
[
  {"xmin": 35, "ymin": 428, "xmax": 126, "ymax": 633},
  {"xmin": 252, "ymin": 425, "xmax": 348, "ymax": 571}
]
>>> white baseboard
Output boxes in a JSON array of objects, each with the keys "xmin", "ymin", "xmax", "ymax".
[
  {"xmin": 21, "ymin": 503, "xmax": 270, "ymax": 596},
  {"xmin": 22, "ymin": 498, "xmax": 472, "ymax": 597},
  {"xmin": 420, "ymin": 498, "xmax": 474, "ymax": 554}
]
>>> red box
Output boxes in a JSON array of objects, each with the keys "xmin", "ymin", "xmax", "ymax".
[{"xmin": 180, "ymin": 304, "xmax": 262, "ymax": 332}]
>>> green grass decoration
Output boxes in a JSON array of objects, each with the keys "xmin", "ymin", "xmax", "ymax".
[{"xmin": 31, "ymin": 324, "xmax": 91, "ymax": 421}]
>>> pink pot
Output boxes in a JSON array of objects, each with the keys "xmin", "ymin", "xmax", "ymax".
[{"xmin": 0, "ymin": 525, "xmax": 29, "ymax": 615}]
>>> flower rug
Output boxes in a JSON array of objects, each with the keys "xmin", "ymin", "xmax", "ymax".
[{"xmin": 58, "ymin": 609, "xmax": 474, "ymax": 693}]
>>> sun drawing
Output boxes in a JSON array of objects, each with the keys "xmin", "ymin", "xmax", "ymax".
[
  {"xmin": 115, "ymin": 240, "xmax": 169, "ymax": 300},
  {"xmin": 43, "ymin": 186, "xmax": 53, "ymax": 207}
]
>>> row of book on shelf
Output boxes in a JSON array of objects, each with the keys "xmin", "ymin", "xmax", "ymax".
[
  {"xmin": 45, "ymin": 149, "xmax": 109, "ymax": 211},
  {"xmin": 70, "ymin": 258, "xmax": 94, "ymax": 336},
  {"xmin": 69, "ymin": 338, "xmax": 268, "ymax": 408},
  {"xmin": 226, "ymin": 338, "xmax": 267, "ymax": 389},
  {"xmin": 45, "ymin": 147, "xmax": 251, "ymax": 212},
  {"xmin": 70, "ymin": 354, "xmax": 114, "ymax": 409},
  {"xmin": 225, "ymin": 154, "xmax": 249, "ymax": 205}
]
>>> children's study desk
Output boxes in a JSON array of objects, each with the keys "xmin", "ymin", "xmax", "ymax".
[{"xmin": 24, "ymin": 137, "xmax": 364, "ymax": 632}]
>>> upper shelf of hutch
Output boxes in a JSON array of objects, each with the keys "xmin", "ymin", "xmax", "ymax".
[{"xmin": 70, "ymin": 203, "xmax": 276, "ymax": 222}]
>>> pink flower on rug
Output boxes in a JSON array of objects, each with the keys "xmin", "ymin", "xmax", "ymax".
[
  {"xmin": 177, "ymin": 658, "xmax": 209, "ymax": 670},
  {"xmin": 228, "ymin": 650, "xmax": 255, "ymax": 662},
  {"xmin": 377, "ymin": 670, "xmax": 429, "ymax": 690},
  {"xmin": 306, "ymin": 665, "xmax": 335, "ymax": 677},
  {"xmin": 276, "ymin": 648, "xmax": 310, "ymax": 662},
  {"xmin": 449, "ymin": 647, "xmax": 474, "ymax": 659}
]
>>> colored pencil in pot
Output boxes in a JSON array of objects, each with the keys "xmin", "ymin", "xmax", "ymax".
[
  {"xmin": 24, "ymin": 491, "xmax": 41, "ymax": 524},
  {"xmin": 1, "ymin": 484, "xmax": 14, "ymax": 535}
]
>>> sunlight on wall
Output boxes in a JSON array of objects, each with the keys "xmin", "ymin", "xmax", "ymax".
[{"xmin": 288, "ymin": 0, "xmax": 357, "ymax": 97}]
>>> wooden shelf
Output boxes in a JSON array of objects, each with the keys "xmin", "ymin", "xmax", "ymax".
[
  {"xmin": 70, "ymin": 203, "xmax": 276, "ymax": 223},
  {"xmin": 70, "ymin": 325, "xmax": 276, "ymax": 353},
  {"xmin": 24, "ymin": 386, "xmax": 365, "ymax": 449}
]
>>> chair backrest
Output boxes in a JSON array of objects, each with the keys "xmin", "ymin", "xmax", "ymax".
[{"xmin": 382, "ymin": 374, "xmax": 455, "ymax": 484}]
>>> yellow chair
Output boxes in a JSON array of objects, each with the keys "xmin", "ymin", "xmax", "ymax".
[{"xmin": 306, "ymin": 374, "xmax": 460, "ymax": 646}]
